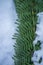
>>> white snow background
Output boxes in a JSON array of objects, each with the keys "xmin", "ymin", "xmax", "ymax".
[
  {"xmin": 32, "ymin": 12, "xmax": 43, "ymax": 65},
  {"xmin": 0, "ymin": 0, "xmax": 17, "ymax": 65}
]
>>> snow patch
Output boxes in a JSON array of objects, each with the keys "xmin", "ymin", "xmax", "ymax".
[{"xmin": 32, "ymin": 12, "xmax": 43, "ymax": 65}]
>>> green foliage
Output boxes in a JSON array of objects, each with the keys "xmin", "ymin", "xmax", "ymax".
[
  {"xmin": 35, "ymin": 40, "xmax": 41, "ymax": 50},
  {"xmin": 13, "ymin": 0, "xmax": 43, "ymax": 65}
]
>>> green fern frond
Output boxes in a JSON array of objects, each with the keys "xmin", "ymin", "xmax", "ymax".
[{"xmin": 13, "ymin": 0, "xmax": 43, "ymax": 65}]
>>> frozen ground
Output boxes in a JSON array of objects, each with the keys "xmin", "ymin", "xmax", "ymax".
[
  {"xmin": 32, "ymin": 12, "xmax": 43, "ymax": 65},
  {"xmin": 0, "ymin": 0, "xmax": 17, "ymax": 65}
]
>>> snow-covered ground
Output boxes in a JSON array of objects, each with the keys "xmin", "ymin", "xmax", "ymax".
[
  {"xmin": 0, "ymin": 0, "xmax": 17, "ymax": 65},
  {"xmin": 32, "ymin": 12, "xmax": 43, "ymax": 65}
]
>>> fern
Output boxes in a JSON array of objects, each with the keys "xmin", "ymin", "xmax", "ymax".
[{"xmin": 13, "ymin": 0, "xmax": 43, "ymax": 65}]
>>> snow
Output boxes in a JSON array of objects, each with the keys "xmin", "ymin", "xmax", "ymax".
[
  {"xmin": 0, "ymin": 0, "xmax": 17, "ymax": 65},
  {"xmin": 32, "ymin": 12, "xmax": 43, "ymax": 65}
]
